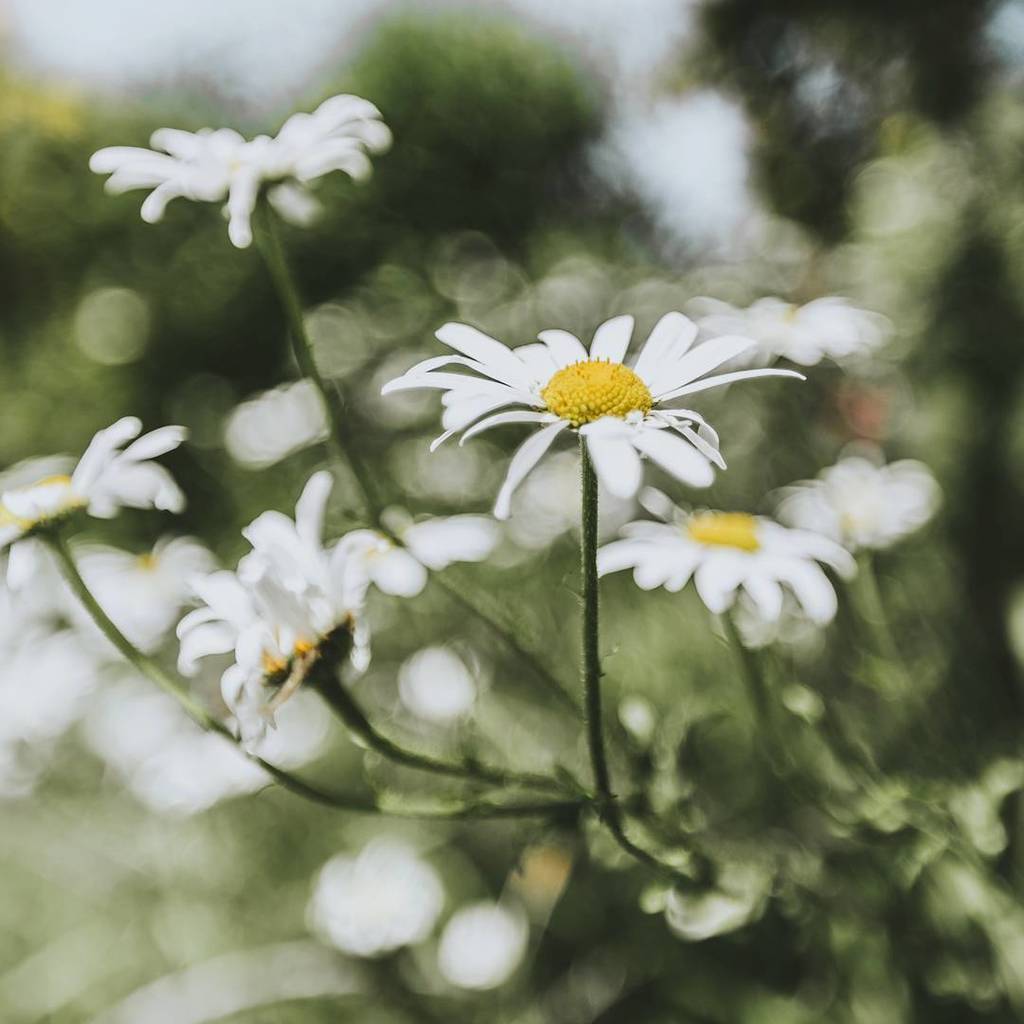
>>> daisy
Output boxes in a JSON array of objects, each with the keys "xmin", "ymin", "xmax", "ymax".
[
  {"xmin": 176, "ymin": 471, "xmax": 370, "ymax": 745},
  {"xmin": 89, "ymin": 94, "xmax": 390, "ymax": 249},
  {"xmin": 692, "ymin": 296, "xmax": 889, "ymax": 367},
  {"xmin": 339, "ymin": 508, "xmax": 500, "ymax": 598},
  {"xmin": 0, "ymin": 417, "xmax": 186, "ymax": 587},
  {"xmin": 382, "ymin": 313, "xmax": 802, "ymax": 519},
  {"xmin": 77, "ymin": 535, "xmax": 215, "ymax": 653},
  {"xmin": 598, "ymin": 490, "xmax": 855, "ymax": 624},
  {"xmin": 774, "ymin": 450, "xmax": 940, "ymax": 552}
]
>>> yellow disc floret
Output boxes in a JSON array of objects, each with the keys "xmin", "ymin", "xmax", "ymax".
[
  {"xmin": 687, "ymin": 512, "xmax": 761, "ymax": 552},
  {"xmin": 541, "ymin": 360, "xmax": 653, "ymax": 427}
]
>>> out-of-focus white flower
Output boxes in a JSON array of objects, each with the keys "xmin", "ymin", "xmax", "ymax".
[
  {"xmin": 665, "ymin": 863, "xmax": 771, "ymax": 941},
  {"xmin": 83, "ymin": 678, "xmax": 328, "ymax": 816},
  {"xmin": 437, "ymin": 901, "xmax": 528, "ymax": 990},
  {"xmin": 383, "ymin": 313, "xmax": 802, "ymax": 518},
  {"xmin": 0, "ymin": 417, "xmax": 186, "ymax": 587},
  {"xmin": 775, "ymin": 452, "xmax": 940, "ymax": 552},
  {"xmin": 78, "ymin": 536, "xmax": 215, "ymax": 652},
  {"xmin": 692, "ymin": 296, "xmax": 890, "ymax": 367},
  {"xmin": 90, "ymin": 94, "xmax": 390, "ymax": 249},
  {"xmin": 0, "ymin": 576, "xmax": 101, "ymax": 796},
  {"xmin": 339, "ymin": 510, "xmax": 500, "ymax": 598},
  {"xmin": 309, "ymin": 838, "xmax": 445, "ymax": 958},
  {"xmin": 398, "ymin": 646, "xmax": 478, "ymax": 724},
  {"xmin": 224, "ymin": 380, "xmax": 328, "ymax": 469},
  {"xmin": 177, "ymin": 472, "xmax": 369, "ymax": 746},
  {"xmin": 599, "ymin": 489, "xmax": 855, "ymax": 624}
]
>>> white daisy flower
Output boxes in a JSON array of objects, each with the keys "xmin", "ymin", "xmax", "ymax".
[
  {"xmin": 89, "ymin": 94, "xmax": 390, "ymax": 249},
  {"xmin": 339, "ymin": 509, "xmax": 500, "ymax": 598},
  {"xmin": 598, "ymin": 490, "xmax": 855, "ymax": 625},
  {"xmin": 774, "ymin": 451, "xmax": 940, "ymax": 552},
  {"xmin": 176, "ymin": 471, "xmax": 370, "ymax": 745},
  {"xmin": 382, "ymin": 313, "xmax": 802, "ymax": 519},
  {"xmin": 77, "ymin": 535, "xmax": 215, "ymax": 653},
  {"xmin": 0, "ymin": 417, "xmax": 186, "ymax": 588},
  {"xmin": 692, "ymin": 296, "xmax": 890, "ymax": 367}
]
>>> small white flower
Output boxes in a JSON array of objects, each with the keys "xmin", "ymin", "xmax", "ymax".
[
  {"xmin": 599, "ymin": 490, "xmax": 855, "ymax": 624},
  {"xmin": 383, "ymin": 313, "xmax": 802, "ymax": 519},
  {"xmin": 0, "ymin": 417, "xmax": 186, "ymax": 587},
  {"xmin": 78, "ymin": 535, "xmax": 215, "ymax": 652},
  {"xmin": 176, "ymin": 471, "xmax": 369, "ymax": 746},
  {"xmin": 693, "ymin": 296, "xmax": 890, "ymax": 367},
  {"xmin": 90, "ymin": 94, "xmax": 390, "ymax": 249},
  {"xmin": 339, "ymin": 509, "xmax": 500, "ymax": 598},
  {"xmin": 309, "ymin": 838, "xmax": 445, "ymax": 958},
  {"xmin": 775, "ymin": 451, "xmax": 940, "ymax": 552},
  {"xmin": 437, "ymin": 901, "xmax": 528, "ymax": 991}
]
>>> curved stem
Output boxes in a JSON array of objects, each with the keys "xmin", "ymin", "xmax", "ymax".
[
  {"xmin": 255, "ymin": 202, "xmax": 384, "ymax": 519},
  {"xmin": 47, "ymin": 533, "xmax": 576, "ymax": 822},
  {"xmin": 311, "ymin": 669, "xmax": 572, "ymax": 796}
]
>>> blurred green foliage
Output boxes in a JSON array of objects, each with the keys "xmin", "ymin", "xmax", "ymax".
[{"xmin": 4, "ymin": 5, "xmax": 1024, "ymax": 1024}]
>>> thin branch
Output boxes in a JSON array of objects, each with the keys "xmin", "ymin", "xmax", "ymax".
[{"xmin": 310, "ymin": 669, "xmax": 574, "ymax": 797}]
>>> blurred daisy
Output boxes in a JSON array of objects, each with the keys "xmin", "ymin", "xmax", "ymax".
[
  {"xmin": 90, "ymin": 94, "xmax": 390, "ymax": 249},
  {"xmin": 177, "ymin": 472, "xmax": 369, "ymax": 745},
  {"xmin": 398, "ymin": 646, "xmax": 478, "ymax": 724},
  {"xmin": 309, "ymin": 838, "xmax": 445, "ymax": 958},
  {"xmin": 437, "ymin": 901, "xmax": 529, "ymax": 991},
  {"xmin": 339, "ymin": 509, "xmax": 500, "ymax": 598},
  {"xmin": 78, "ymin": 535, "xmax": 215, "ymax": 652},
  {"xmin": 0, "ymin": 417, "xmax": 186, "ymax": 587},
  {"xmin": 693, "ymin": 296, "xmax": 889, "ymax": 367},
  {"xmin": 598, "ymin": 490, "xmax": 855, "ymax": 624},
  {"xmin": 775, "ymin": 451, "xmax": 940, "ymax": 552},
  {"xmin": 383, "ymin": 313, "xmax": 801, "ymax": 518}
]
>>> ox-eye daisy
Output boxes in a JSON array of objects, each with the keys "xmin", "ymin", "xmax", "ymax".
[
  {"xmin": 598, "ymin": 490, "xmax": 855, "ymax": 624},
  {"xmin": 177, "ymin": 472, "xmax": 369, "ymax": 745},
  {"xmin": 89, "ymin": 94, "xmax": 390, "ymax": 249},
  {"xmin": 382, "ymin": 313, "xmax": 802, "ymax": 518},
  {"xmin": 0, "ymin": 417, "xmax": 186, "ymax": 587},
  {"xmin": 692, "ymin": 296, "xmax": 890, "ymax": 367},
  {"xmin": 774, "ymin": 451, "xmax": 939, "ymax": 552}
]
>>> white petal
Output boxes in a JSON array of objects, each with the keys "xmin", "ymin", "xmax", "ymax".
[
  {"xmin": 650, "ymin": 335, "xmax": 756, "ymax": 398},
  {"xmin": 537, "ymin": 329, "xmax": 588, "ymax": 368},
  {"xmin": 657, "ymin": 367, "xmax": 805, "ymax": 403},
  {"xmin": 742, "ymin": 575, "xmax": 784, "ymax": 622},
  {"xmin": 589, "ymin": 315, "xmax": 634, "ymax": 363},
  {"xmin": 583, "ymin": 422, "xmax": 643, "ymax": 499},
  {"xmin": 773, "ymin": 560, "xmax": 838, "ymax": 624},
  {"xmin": 295, "ymin": 471, "xmax": 333, "ymax": 548},
  {"xmin": 694, "ymin": 554, "xmax": 747, "ymax": 614},
  {"xmin": 633, "ymin": 312, "xmax": 698, "ymax": 384},
  {"xmin": 631, "ymin": 428, "xmax": 714, "ymax": 488},
  {"xmin": 405, "ymin": 516, "xmax": 499, "ymax": 569},
  {"xmin": 459, "ymin": 410, "xmax": 556, "ymax": 445},
  {"xmin": 120, "ymin": 425, "xmax": 187, "ymax": 462},
  {"xmin": 493, "ymin": 421, "xmax": 569, "ymax": 520},
  {"xmin": 435, "ymin": 323, "xmax": 534, "ymax": 390},
  {"xmin": 371, "ymin": 548, "xmax": 429, "ymax": 597}
]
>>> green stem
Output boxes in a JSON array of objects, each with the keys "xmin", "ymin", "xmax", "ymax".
[
  {"xmin": 310, "ymin": 670, "xmax": 570, "ymax": 796},
  {"xmin": 47, "ymin": 533, "xmax": 575, "ymax": 822},
  {"xmin": 255, "ymin": 202, "xmax": 383, "ymax": 520},
  {"xmin": 580, "ymin": 438, "xmax": 611, "ymax": 803},
  {"xmin": 722, "ymin": 613, "xmax": 771, "ymax": 724},
  {"xmin": 578, "ymin": 440, "xmax": 702, "ymax": 888}
]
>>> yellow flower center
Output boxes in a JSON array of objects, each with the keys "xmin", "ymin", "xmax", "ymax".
[
  {"xmin": 540, "ymin": 360, "xmax": 652, "ymax": 427},
  {"xmin": 687, "ymin": 512, "xmax": 761, "ymax": 552}
]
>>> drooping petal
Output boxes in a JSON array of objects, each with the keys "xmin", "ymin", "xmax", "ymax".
[
  {"xmin": 493, "ymin": 420, "xmax": 569, "ymax": 520},
  {"xmin": 582, "ymin": 420, "xmax": 643, "ymax": 499},
  {"xmin": 459, "ymin": 410, "xmax": 557, "ymax": 445},
  {"xmin": 631, "ymin": 428, "xmax": 715, "ymax": 488},
  {"xmin": 657, "ymin": 367, "xmax": 805, "ymax": 404}
]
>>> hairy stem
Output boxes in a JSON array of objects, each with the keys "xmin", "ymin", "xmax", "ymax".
[
  {"xmin": 580, "ymin": 438, "xmax": 611, "ymax": 802},
  {"xmin": 47, "ymin": 533, "xmax": 575, "ymax": 821},
  {"xmin": 310, "ymin": 669, "xmax": 571, "ymax": 796}
]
